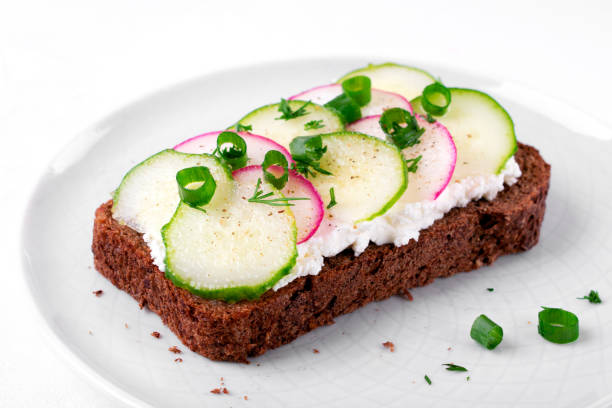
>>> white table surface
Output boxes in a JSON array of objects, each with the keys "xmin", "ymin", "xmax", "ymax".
[{"xmin": 1, "ymin": 0, "xmax": 611, "ymax": 406}]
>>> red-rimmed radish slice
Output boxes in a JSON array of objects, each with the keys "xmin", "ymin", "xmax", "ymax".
[
  {"xmin": 174, "ymin": 131, "xmax": 294, "ymax": 166},
  {"xmin": 232, "ymin": 165, "xmax": 324, "ymax": 244},
  {"xmin": 289, "ymin": 84, "xmax": 412, "ymax": 118},
  {"xmin": 348, "ymin": 115, "xmax": 456, "ymax": 202}
]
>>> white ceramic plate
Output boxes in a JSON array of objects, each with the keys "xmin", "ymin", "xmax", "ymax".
[{"xmin": 22, "ymin": 58, "xmax": 612, "ymax": 408}]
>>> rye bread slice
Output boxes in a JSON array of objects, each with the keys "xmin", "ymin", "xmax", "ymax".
[{"xmin": 92, "ymin": 142, "xmax": 550, "ymax": 362}]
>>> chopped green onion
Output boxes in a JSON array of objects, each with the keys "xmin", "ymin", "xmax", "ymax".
[
  {"xmin": 176, "ymin": 166, "xmax": 216, "ymax": 207},
  {"xmin": 443, "ymin": 363, "xmax": 468, "ymax": 372},
  {"xmin": 421, "ymin": 82, "xmax": 451, "ymax": 116},
  {"xmin": 289, "ymin": 135, "xmax": 332, "ymax": 178},
  {"xmin": 379, "ymin": 108, "xmax": 424, "ymax": 150},
  {"xmin": 327, "ymin": 187, "xmax": 337, "ymax": 209},
  {"xmin": 276, "ymin": 98, "xmax": 310, "ymax": 120},
  {"xmin": 538, "ymin": 307, "xmax": 579, "ymax": 344},
  {"xmin": 470, "ymin": 314, "xmax": 503, "ymax": 350},
  {"xmin": 262, "ymin": 150, "xmax": 289, "ymax": 190},
  {"xmin": 216, "ymin": 131, "xmax": 247, "ymax": 170},
  {"xmin": 424, "ymin": 375, "xmax": 432, "ymax": 385},
  {"xmin": 325, "ymin": 93, "xmax": 362, "ymax": 123},
  {"xmin": 577, "ymin": 290, "xmax": 601, "ymax": 304},
  {"xmin": 341, "ymin": 75, "xmax": 372, "ymax": 106}
]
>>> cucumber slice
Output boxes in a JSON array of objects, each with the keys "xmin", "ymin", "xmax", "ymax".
[
  {"xmin": 235, "ymin": 100, "xmax": 344, "ymax": 149},
  {"xmin": 338, "ymin": 63, "xmax": 436, "ymax": 101},
  {"xmin": 412, "ymin": 88, "xmax": 517, "ymax": 179},
  {"xmin": 162, "ymin": 178, "xmax": 298, "ymax": 302},
  {"xmin": 310, "ymin": 132, "xmax": 407, "ymax": 224},
  {"xmin": 112, "ymin": 149, "xmax": 232, "ymax": 246}
]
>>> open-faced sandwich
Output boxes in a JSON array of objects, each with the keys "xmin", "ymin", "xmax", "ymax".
[{"xmin": 92, "ymin": 63, "xmax": 550, "ymax": 362}]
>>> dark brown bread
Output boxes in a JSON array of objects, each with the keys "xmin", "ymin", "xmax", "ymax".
[{"xmin": 92, "ymin": 143, "xmax": 550, "ymax": 362}]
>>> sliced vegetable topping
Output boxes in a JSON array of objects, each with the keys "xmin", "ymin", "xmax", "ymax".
[
  {"xmin": 215, "ymin": 131, "xmax": 248, "ymax": 170},
  {"xmin": 470, "ymin": 314, "xmax": 504, "ymax": 350},
  {"xmin": 176, "ymin": 166, "xmax": 216, "ymax": 207},
  {"xmin": 262, "ymin": 150, "xmax": 289, "ymax": 189},
  {"xmin": 421, "ymin": 82, "xmax": 452, "ymax": 117},
  {"xmin": 307, "ymin": 132, "xmax": 407, "ymax": 224},
  {"xmin": 538, "ymin": 307, "xmax": 579, "ymax": 344},
  {"xmin": 233, "ymin": 165, "xmax": 323, "ymax": 243},
  {"xmin": 236, "ymin": 100, "xmax": 343, "ymax": 149},
  {"xmin": 324, "ymin": 93, "xmax": 362, "ymax": 123}
]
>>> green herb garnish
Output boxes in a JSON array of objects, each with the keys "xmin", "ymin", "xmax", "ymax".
[
  {"xmin": 289, "ymin": 135, "xmax": 332, "ymax": 178},
  {"xmin": 304, "ymin": 119, "xmax": 324, "ymax": 131},
  {"xmin": 247, "ymin": 178, "xmax": 309, "ymax": 207},
  {"xmin": 327, "ymin": 187, "xmax": 337, "ymax": 209},
  {"xmin": 538, "ymin": 307, "xmax": 579, "ymax": 344},
  {"xmin": 176, "ymin": 166, "xmax": 216, "ymax": 208},
  {"xmin": 426, "ymin": 113, "xmax": 436, "ymax": 123},
  {"xmin": 443, "ymin": 363, "xmax": 468, "ymax": 372},
  {"xmin": 487, "ymin": 288, "xmax": 494, "ymax": 292},
  {"xmin": 405, "ymin": 155, "xmax": 422, "ymax": 173},
  {"xmin": 235, "ymin": 123, "xmax": 252, "ymax": 132},
  {"xmin": 379, "ymin": 108, "xmax": 424, "ymax": 150},
  {"xmin": 577, "ymin": 290, "xmax": 601, "ymax": 304},
  {"xmin": 466, "ymin": 376, "xmax": 470, "ymax": 381},
  {"xmin": 276, "ymin": 98, "xmax": 310, "ymax": 121},
  {"xmin": 470, "ymin": 314, "xmax": 503, "ymax": 350},
  {"xmin": 424, "ymin": 375, "xmax": 432, "ymax": 385},
  {"xmin": 421, "ymin": 82, "xmax": 452, "ymax": 117}
]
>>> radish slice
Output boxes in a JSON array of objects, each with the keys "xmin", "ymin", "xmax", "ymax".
[
  {"xmin": 289, "ymin": 84, "xmax": 412, "ymax": 118},
  {"xmin": 232, "ymin": 165, "xmax": 324, "ymax": 244},
  {"xmin": 174, "ymin": 131, "xmax": 294, "ymax": 166},
  {"xmin": 348, "ymin": 115, "xmax": 456, "ymax": 202}
]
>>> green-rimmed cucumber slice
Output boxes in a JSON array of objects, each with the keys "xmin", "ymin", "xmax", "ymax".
[
  {"xmin": 311, "ymin": 132, "xmax": 407, "ymax": 224},
  {"xmin": 338, "ymin": 63, "xmax": 436, "ymax": 101},
  {"xmin": 112, "ymin": 149, "xmax": 232, "ymax": 244},
  {"xmin": 412, "ymin": 88, "xmax": 517, "ymax": 179},
  {"xmin": 162, "ymin": 179, "xmax": 298, "ymax": 302},
  {"xmin": 235, "ymin": 100, "xmax": 344, "ymax": 149}
]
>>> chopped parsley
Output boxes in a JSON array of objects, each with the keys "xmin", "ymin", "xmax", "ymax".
[
  {"xmin": 424, "ymin": 375, "xmax": 432, "ymax": 385},
  {"xmin": 327, "ymin": 187, "xmax": 337, "ymax": 209},
  {"xmin": 235, "ymin": 123, "xmax": 252, "ymax": 132},
  {"xmin": 443, "ymin": 363, "xmax": 468, "ymax": 372},
  {"xmin": 577, "ymin": 290, "xmax": 602, "ymax": 304},
  {"xmin": 304, "ymin": 119, "xmax": 324, "ymax": 131},
  {"xmin": 276, "ymin": 98, "xmax": 310, "ymax": 121},
  {"xmin": 405, "ymin": 155, "xmax": 422, "ymax": 173},
  {"xmin": 487, "ymin": 288, "xmax": 494, "ymax": 292},
  {"xmin": 289, "ymin": 135, "xmax": 332, "ymax": 178},
  {"xmin": 379, "ymin": 107, "xmax": 424, "ymax": 150},
  {"xmin": 247, "ymin": 178, "xmax": 309, "ymax": 207}
]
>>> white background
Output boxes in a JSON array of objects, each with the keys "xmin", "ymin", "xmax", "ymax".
[{"xmin": 1, "ymin": 0, "xmax": 611, "ymax": 406}]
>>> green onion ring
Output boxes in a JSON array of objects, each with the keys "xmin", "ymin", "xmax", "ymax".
[
  {"xmin": 324, "ymin": 93, "xmax": 362, "ymax": 123},
  {"xmin": 262, "ymin": 150, "xmax": 289, "ymax": 190},
  {"xmin": 176, "ymin": 166, "xmax": 216, "ymax": 207},
  {"xmin": 538, "ymin": 307, "xmax": 579, "ymax": 344},
  {"xmin": 470, "ymin": 314, "xmax": 503, "ymax": 350},
  {"xmin": 341, "ymin": 75, "xmax": 372, "ymax": 107},
  {"xmin": 421, "ymin": 82, "xmax": 451, "ymax": 116},
  {"xmin": 217, "ymin": 131, "xmax": 247, "ymax": 170}
]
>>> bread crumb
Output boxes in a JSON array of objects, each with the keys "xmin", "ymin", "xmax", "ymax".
[
  {"xmin": 174, "ymin": 358, "xmax": 183, "ymax": 363},
  {"xmin": 399, "ymin": 288, "xmax": 413, "ymax": 301},
  {"xmin": 92, "ymin": 290, "xmax": 104, "ymax": 297},
  {"xmin": 168, "ymin": 346, "xmax": 182, "ymax": 354},
  {"xmin": 382, "ymin": 341, "xmax": 395, "ymax": 352},
  {"xmin": 313, "ymin": 349, "xmax": 319, "ymax": 354},
  {"xmin": 151, "ymin": 331, "xmax": 161, "ymax": 338}
]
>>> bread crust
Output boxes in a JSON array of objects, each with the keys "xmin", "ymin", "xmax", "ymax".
[{"xmin": 92, "ymin": 143, "xmax": 550, "ymax": 362}]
